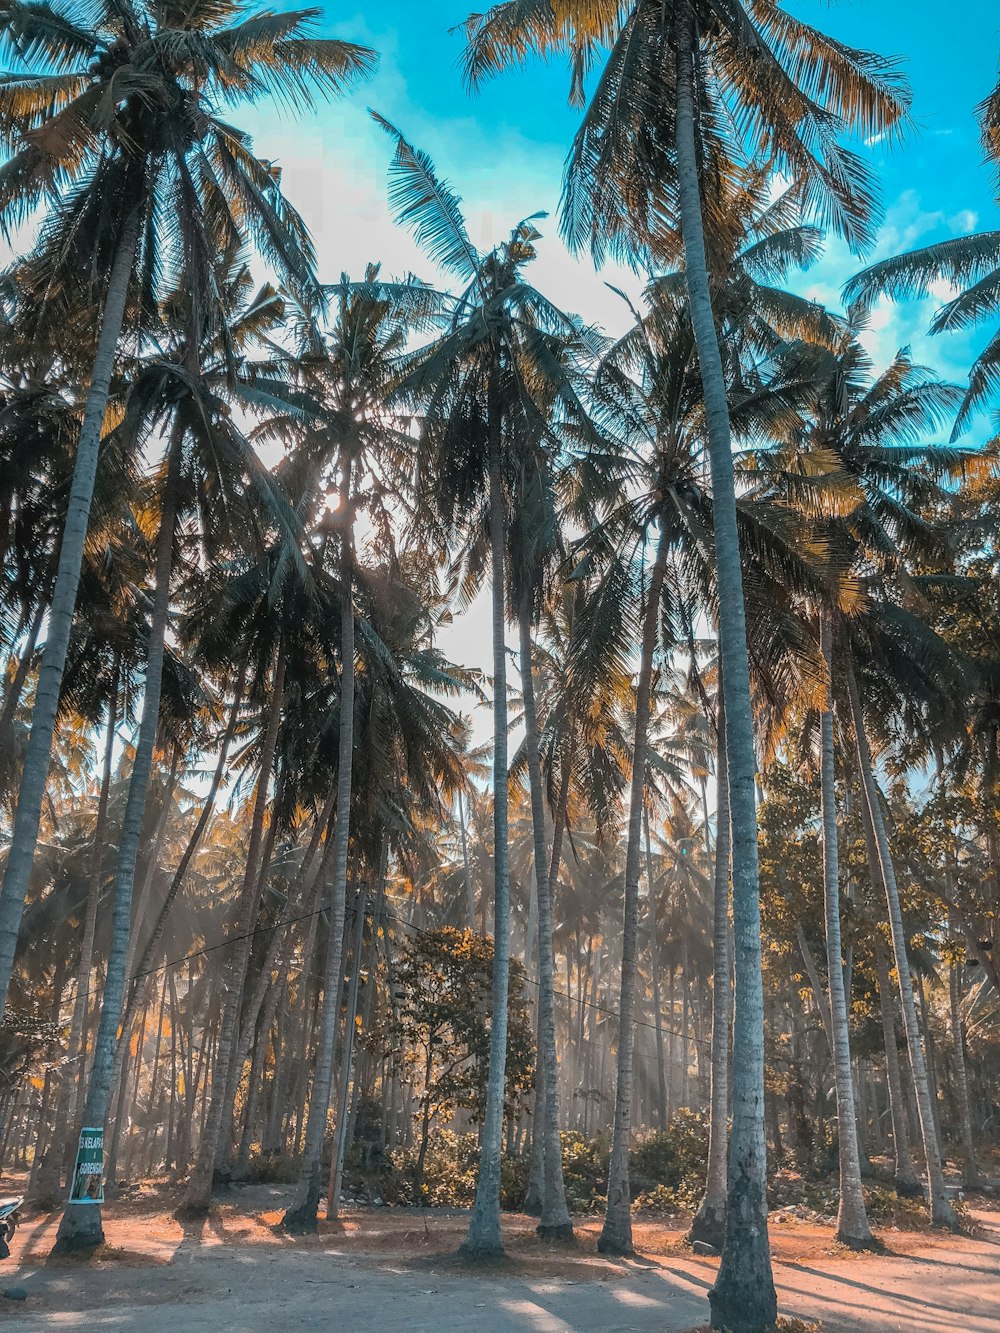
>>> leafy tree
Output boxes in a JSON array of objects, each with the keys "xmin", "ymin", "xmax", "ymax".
[{"xmin": 390, "ymin": 926, "xmax": 534, "ymax": 1200}]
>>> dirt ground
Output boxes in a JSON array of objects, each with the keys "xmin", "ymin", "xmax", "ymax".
[{"xmin": 1, "ymin": 1179, "xmax": 998, "ymax": 1331}]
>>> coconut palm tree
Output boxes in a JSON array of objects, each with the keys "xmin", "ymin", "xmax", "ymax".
[
  {"xmin": 761, "ymin": 323, "xmax": 966, "ymax": 1228},
  {"xmin": 846, "ymin": 53, "xmax": 1000, "ymax": 436},
  {"xmin": 376, "ymin": 118, "xmax": 594, "ymax": 1255},
  {"xmin": 577, "ymin": 276, "xmax": 834, "ymax": 1254},
  {"xmin": 0, "ymin": 0, "xmax": 376, "ymax": 1019},
  {"xmin": 461, "ymin": 6, "xmax": 908, "ymax": 1320},
  {"xmin": 281, "ymin": 270, "xmax": 442, "ymax": 1233}
]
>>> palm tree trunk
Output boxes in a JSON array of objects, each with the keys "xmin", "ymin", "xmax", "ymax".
[
  {"xmin": 458, "ymin": 790, "xmax": 477, "ymax": 929},
  {"xmin": 462, "ymin": 424, "xmax": 512, "ymax": 1259},
  {"xmin": 327, "ymin": 879, "xmax": 368, "ymax": 1219},
  {"xmin": 517, "ymin": 593, "xmax": 572, "ymax": 1238},
  {"xmin": 846, "ymin": 659, "xmax": 956, "ymax": 1229},
  {"xmin": 225, "ymin": 810, "xmax": 332, "ymax": 1160},
  {"xmin": 916, "ymin": 977, "xmax": 944, "ymax": 1161},
  {"xmin": 53, "ymin": 418, "xmax": 181, "ymax": 1252},
  {"xmin": 0, "ymin": 210, "xmax": 141, "ymax": 1015},
  {"xmin": 818, "ymin": 616, "xmax": 872, "ymax": 1246},
  {"xmin": 524, "ymin": 746, "xmax": 573, "ymax": 1216},
  {"xmin": 122, "ymin": 658, "xmax": 250, "ymax": 1039},
  {"xmin": 948, "ymin": 959, "xmax": 980, "ymax": 1187},
  {"xmin": 598, "ymin": 527, "xmax": 669, "ymax": 1256},
  {"xmin": 282, "ymin": 468, "xmax": 356, "ymax": 1234},
  {"xmin": 31, "ymin": 666, "xmax": 120, "ymax": 1204},
  {"xmin": 795, "ymin": 920, "xmax": 834, "ymax": 1050},
  {"xmin": 872, "ymin": 939, "xmax": 920, "ymax": 1195},
  {"xmin": 0, "ymin": 596, "xmax": 45, "ymax": 764},
  {"xmin": 180, "ymin": 649, "xmax": 286, "ymax": 1216},
  {"xmin": 690, "ymin": 697, "xmax": 730, "ymax": 1248},
  {"xmin": 644, "ymin": 805, "xmax": 668, "ymax": 1132},
  {"xmin": 674, "ymin": 16, "xmax": 777, "ymax": 1327}
]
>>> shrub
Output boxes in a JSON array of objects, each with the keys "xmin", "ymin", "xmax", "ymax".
[
  {"xmin": 629, "ymin": 1109, "xmax": 708, "ymax": 1197},
  {"xmin": 559, "ymin": 1130, "xmax": 609, "ymax": 1212}
]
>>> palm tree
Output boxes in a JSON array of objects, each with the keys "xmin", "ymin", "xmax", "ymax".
[
  {"xmin": 760, "ymin": 320, "xmax": 966, "ymax": 1227},
  {"xmin": 577, "ymin": 273, "xmax": 832, "ymax": 1253},
  {"xmin": 817, "ymin": 610, "xmax": 874, "ymax": 1247},
  {"xmin": 846, "ymin": 53, "xmax": 1000, "ymax": 436},
  {"xmin": 0, "ymin": 0, "xmax": 376, "ymax": 1018},
  {"xmin": 281, "ymin": 271, "xmax": 438, "ymax": 1233},
  {"xmin": 377, "ymin": 118, "xmax": 593, "ymax": 1255},
  {"xmin": 461, "ymin": 6, "xmax": 907, "ymax": 1321}
]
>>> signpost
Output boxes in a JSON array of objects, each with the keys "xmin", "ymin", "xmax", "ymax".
[{"xmin": 68, "ymin": 1127, "xmax": 104, "ymax": 1204}]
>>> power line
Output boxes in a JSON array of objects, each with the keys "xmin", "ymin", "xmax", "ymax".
[{"xmin": 52, "ymin": 891, "xmax": 707, "ymax": 1051}]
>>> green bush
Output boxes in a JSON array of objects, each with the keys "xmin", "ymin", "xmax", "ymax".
[
  {"xmin": 379, "ymin": 1129, "xmax": 479, "ymax": 1206},
  {"xmin": 558, "ymin": 1130, "xmax": 609, "ymax": 1212},
  {"xmin": 371, "ymin": 1114, "xmax": 711, "ymax": 1215},
  {"xmin": 240, "ymin": 1151, "xmax": 301, "ymax": 1185},
  {"xmin": 629, "ymin": 1110, "xmax": 708, "ymax": 1196}
]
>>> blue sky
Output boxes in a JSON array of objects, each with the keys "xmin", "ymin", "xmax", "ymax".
[
  {"xmin": 237, "ymin": 1, "xmax": 1000, "ymax": 722},
  {"xmin": 238, "ymin": 0, "xmax": 1000, "ymax": 385}
]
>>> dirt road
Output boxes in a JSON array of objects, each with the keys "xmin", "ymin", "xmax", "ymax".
[{"xmin": 2, "ymin": 1185, "xmax": 997, "ymax": 1331}]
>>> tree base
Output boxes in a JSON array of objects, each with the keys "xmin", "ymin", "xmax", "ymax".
[
  {"xmin": 596, "ymin": 1229, "xmax": 633, "ymax": 1256},
  {"xmin": 536, "ymin": 1222, "xmax": 574, "ymax": 1242},
  {"xmin": 708, "ymin": 1176, "xmax": 777, "ymax": 1333},
  {"xmin": 281, "ymin": 1202, "xmax": 319, "ymax": 1235},
  {"xmin": 835, "ymin": 1228, "xmax": 882, "ymax": 1252},
  {"xmin": 173, "ymin": 1201, "xmax": 211, "ymax": 1222},
  {"xmin": 521, "ymin": 1191, "xmax": 543, "ymax": 1217},
  {"xmin": 51, "ymin": 1204, "xmax": 105, "ymax": 1254},
  {"xmin": 688, "ymin": 1199, "xmax": 727, "ymax": 1251},
  {"xmin": 930, "ymin": 1204, "xmax": 961, "ymax": 1233},
  {"xmin": 457, "ymin": 1242, "xmax": 507, "ymax": 1263}
]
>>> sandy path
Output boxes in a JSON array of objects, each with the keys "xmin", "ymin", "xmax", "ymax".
[{"xmin": 2, "ymin": 1185, "xmax": 998, "ymax": 1331}]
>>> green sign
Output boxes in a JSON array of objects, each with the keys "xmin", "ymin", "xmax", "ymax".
[{"xmin": 68, "ymin": 1127, "xmax": 104, "ymax": 1204}]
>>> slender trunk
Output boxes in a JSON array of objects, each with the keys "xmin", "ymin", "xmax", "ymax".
[
  {"xmin": 462, "ymin": 411, "xmax": 511, "ymax": 1259},
  {"xmin": 226, "ymin": 828, "xmax": 328, "ymax": 1156},
  {"xmin": 644, "ymin": 806, "xmax": 668, "ymax": 1131},
  {"xmin": 795, "ymin": 921, "xmax": 834, "ymax": 1051},
  {"xmin": 674, "ymin": 17, "xmax": 776, "ymax": 1326},
  {"xmin": 916, "ymin": 977, "xmax": 944, "ymax": 1162},
  {"xmin": 124, "ymin": 757, "xmax": 178, "ymax": 993},
  {"xmin": 124, "ymin": 658, "xmax": 250, "ymax": 1032},
  {"xmin": 949, "ymin": 960, "xmax": 980, "ymax": 1187},
  {"xmin": 458, "ymin": 790, "xmax": 476, "ymax": 930},
  {"xmin": 414, "ymin": 1043, "xmax": 434, "ymax": 1200},
  {"xmin": 522, "ymin": 1008, "xmax": 546, "ymax": 1215},
  {"xmin": 818, "ymin": 616, "xmax": 872, "ymax": 1246},
  {"xmin": 598, "ymin": 527, "xmax": 669, "ymax": 1255},
  {"xmin": 0, "ymin": 597, "xmax": 45, "ymax": 762},
  {"xmin": 517, "ymin": 593, "xmax": 572, "ymax": 1238},
  {"xmin": 0, "ymin": 211, "xmax": 141, "ymax": 1014},
  {"xmin": 847, "ymin": 660, "xmax": 956, "ymax": 1229},
  {"xmin": 180, "ymin": 651, "xmax": 286, "ymax": 1215},
  {"xmin": 103, "ymin": 755, "xmax": 179, "ymax": 1135},
  {"xmin": 327, "ymin": 879, "xmax": 368, "ymax": 1219},
  {"xmin": 166, "ymin": 971, "xmax": 179, "ymax": 1173},
  {"xmin": 873, "ymin": 924, "xmax": 920, "ymax": 1193},
  {"xmin": 238, "ymin": 977, "xmax": 280, "ymax": 1168},
  {"xmin": 524, "ymin": 748, "xmax": 572, "ymax": 1215},
  {"xmin": 690, "ymin": 698, "xmax": 731, "ymax": 1247},
  {"xmin": 36, "ymin": 669, "xmax": 120, "ymax": 1203},
  {"xmin": 282, "ymin": 463, "xmax": 355, "ymax": 1234},
  {"xmin": 54, "ymin": 418, "xmax": 180, "ymax": 1251}
]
